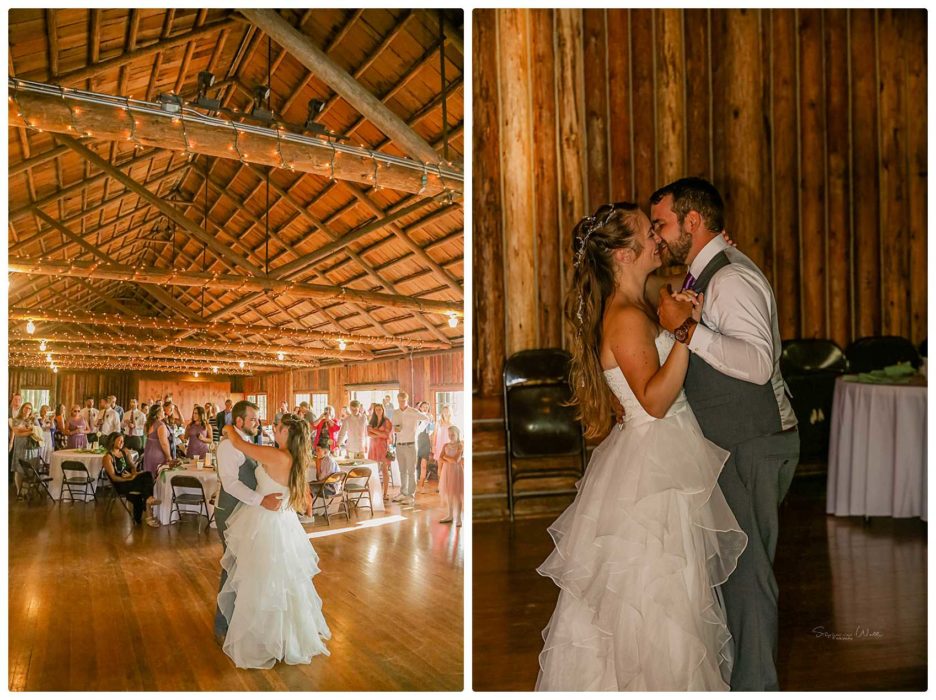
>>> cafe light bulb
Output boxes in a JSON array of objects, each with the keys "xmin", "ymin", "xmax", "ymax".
[
  {"xmin": 338, "ymin": 340, "xmax": 347, "ymax": 351},
  {"xmin": 52, "ymin": 367, "xmax": 58, "ymax": 374},
  {"xmin": 26, "ymin": 320, "xmax": 35, "ymax": 334},
  {"xmin": 277, "ymin": 352, "xmax": 285, "ymax": 361},
  {"xmin": 46, "ymin": 353, "xmax": 52, "ymax": 362},
  {"xmin": 212, "ymin": 366, "xmax": 218, "ymax": 374},
  {"xmin": 193, "ymin": 372, "xmax": 199, "ymax": 378},
  {"xmin": 39, "ymin": 340, "xmax": 47, "ymax": 352},
  {"xmin": 239, "ymin": 360, "xmax": 245, "ymax": 368},
  {"xmin": 448, "ymin": 314, "xmax": 458, "ymax": 328}
]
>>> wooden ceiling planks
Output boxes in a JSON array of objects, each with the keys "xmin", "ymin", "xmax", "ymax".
[{"xmin": 8, "ymin": 8, "xmax": 464, "ymax": 375}]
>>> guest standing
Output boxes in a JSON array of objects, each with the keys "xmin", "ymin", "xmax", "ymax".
[
  {"xmin": 142, "ymin": 404, "xmax": 173, "ymax": 475},
  {"xmin": 367, "ymin": 404, "xmax": 393, "ymax": 502},
  {"xmin": 437, "ymin": 425, "xmax": 464, "ymax": 527},
  {"xmin": 431, "ymin": 404, "xmax": 453, "ymax": 466},
  {"xmin": 185, "ymin": 405, "xmax": 212, "ymax": 458},
  {"xmin": 313, "ymin": 406, "xmax": 341, "ymax": 453},
  {"xmin": 9, "ymin": 393, "xmax": 23, "ymax": 483},
  {"xmin": 52, "ymin": 404, "xmax": 68, "ymax": 451},
  {"xmin": 391, "ymin": 392, "xmax": 432, "ymax": 506},
  {"xmin": 102, "ymin": 432, "xmax": 160, "ymax": 527},
  {"xmin": 80, "ymin": 398, "xmax": 99, "ymax": 447},
  {"xmin": 216, "ymin": 399, "xmax": 234, "ymax": 435},
  {"xmin": 36, "ymin": 405, "xmax": 54, "ymax": 465},
  {"xmin": 11, "ymin": 403, "xmax": 39, "ymax": 497},
  {"xmin": 122, "ymin": 399, "xmax": 146, "ymax": 452},
  {"xmin": 415, "ymin": 401, "xmax": 434, "ymax": 493},
  {"xmin": 336, "ymin": 400, "xmax": 368, "ymax": 458},
  {"xmin": 97, "ymin": 397, "xmax": 121, "ymax": 444},
  {"xmin": 66, "ymin": 406, "xmax": 89, "ymax": 449}
]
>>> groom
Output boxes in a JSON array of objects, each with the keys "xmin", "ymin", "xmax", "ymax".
[
  {"xmin": 213, "ymin": 399, "xmax": 283, "ymax": 644},
  {"xmin": 648, "ymin": 177, "xmax": 800, "ymax": 691}
]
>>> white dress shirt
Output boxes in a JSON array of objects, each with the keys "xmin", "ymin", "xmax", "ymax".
[
  {"xmin": 336, "ymin": 413, "xmax": 368, "ymax": 452},
  {"xmin": 81, "ymin": 406, "xmax": 98, "ymax": 434},
  {"xmin": 98, "ymin": 407, "xmax": 121, "ymax": 436},
  {"xmin": 686, "ymin": 235, "xmax": 797, "ymax": 431},
  {"xmin": 216, "ymin": 427, "xmax": 263, "ymax": 507},
  {"xmin": 123, "ymin": 408, "xmax": 146, "ymax": 436},
  {"xmin": 394, "ymin": 406, "xmax": 432, "ymax": 443}
]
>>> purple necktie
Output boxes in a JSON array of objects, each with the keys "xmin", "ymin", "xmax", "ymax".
[{"xmin": 682, "ymin": 271, "xmax": 696, "ymax": 291}]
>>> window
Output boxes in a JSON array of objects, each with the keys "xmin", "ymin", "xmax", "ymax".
[
  {"xmin": 294, "ymin": 393, "xmax": 310, "ymax": 409},
  {"xmin": 246, "ymin": 393, "xmax": 268, "ymax": 421},
  {"xmin": 21, "ymin": 388, "xmax": 50, "ymax": 412},
  {"xmin": 309, "ymin": 393, "xmax": 329, "ymax": 419},
  {"xmin": 435, "ymin": 390, "xmax": 464, "ymax": 432},
  {"xmin": 349, "ymin": 387, "xmax": 399, "ymax": 417}
]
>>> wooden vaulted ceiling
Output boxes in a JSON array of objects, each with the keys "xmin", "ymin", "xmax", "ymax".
[{"xmin": 7, "ymin": 8, "xmax": 464, "ymax": 377}]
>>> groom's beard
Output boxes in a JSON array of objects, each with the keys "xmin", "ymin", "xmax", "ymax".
[{"xmin": 661, "ymin": 225, "xmax": 692, "ymax": 266}]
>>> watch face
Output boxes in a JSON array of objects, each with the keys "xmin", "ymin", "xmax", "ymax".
[{"xmin": 675, "ymin": 325, "xmax": 688, "ymax": 342}]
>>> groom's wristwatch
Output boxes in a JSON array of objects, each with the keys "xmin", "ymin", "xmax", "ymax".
[{"xmin": 674, "ymin": 317, "xmax": 698, "ymax": 344}]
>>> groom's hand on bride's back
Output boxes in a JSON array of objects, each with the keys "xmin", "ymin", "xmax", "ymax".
[{"xmin": 261, "ymin": 493, "xmax": 283, "ymax": 510}]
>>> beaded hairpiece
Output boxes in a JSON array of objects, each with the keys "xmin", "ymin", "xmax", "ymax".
[{"xmin": 574, "ymin": 204, "xmax": 618, "ymax": 331}]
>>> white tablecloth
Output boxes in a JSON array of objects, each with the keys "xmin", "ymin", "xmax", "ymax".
[
  {"xmin": 335, "ymin": 459, "xmax": 384, "ymax": 513},
  {"xmin": 50, "ymin": 449, "xmax": 137, "ymax": 502},
  {"xmin": 827, "ymin": 377, "xmax": 927, "ymax": 520},
  {"xmin": 154, "ymin": 465, "xmax": 219, "ymax": 525}
]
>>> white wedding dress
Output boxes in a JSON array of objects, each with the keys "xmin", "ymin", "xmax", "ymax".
[
  {"xmin": 536, "ymin": 331, "xmax": 748, "ymax": 691},
  {"xmin": 218, "ymin": 464, "xmax": 331, "ymax": 669}
]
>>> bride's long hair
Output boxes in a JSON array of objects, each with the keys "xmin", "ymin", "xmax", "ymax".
[
  {"xmin": 565, "ymin": 202, "xmax": 643, "ymax": 438},
  {"xmin": 280, "ymin": 413, "xmax": 314, "ymax": 512}
]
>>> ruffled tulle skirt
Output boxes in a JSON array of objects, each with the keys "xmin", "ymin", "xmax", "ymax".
[
  {"xmin": 536, "ymin": 408, "xmax": 747, "ymax": 691},
  {"xmin": 218, "ymin": 504, "xmax": 331, "ymax": 669}
]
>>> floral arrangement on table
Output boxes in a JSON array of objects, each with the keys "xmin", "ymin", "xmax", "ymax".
[{"xmin": 74, "ymin": 447, "xmax": 107, "ymax": 454}]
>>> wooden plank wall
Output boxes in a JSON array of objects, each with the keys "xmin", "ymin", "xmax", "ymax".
[
  {"xmin": 242, "ymin": 349, "xmax": 464, "ymax": 415},
  {"xmin": 472, "ymin": 8, "xmax": 928, "ymax": 520}
]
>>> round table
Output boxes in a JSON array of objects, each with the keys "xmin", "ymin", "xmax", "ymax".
[
  {"xmin": 50, "ymin": 448, "xmax": 138, "ymax": 502},
  {"xmin": 826, "ymin": 376, "xmax": 927, "ymax": 520},
  {"xmin": 336, "ymin": 458, "xmax": 385, "ymax": 513}
]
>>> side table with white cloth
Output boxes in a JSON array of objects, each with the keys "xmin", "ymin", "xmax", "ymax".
[
  {"xmin": 826, "ymin": 374, "xmax": 927, "ymax": 520},
  {"xmin": 154, "ymin": 460, "xmax": 220, "ymax": 526},
  {"xmin": 332, "ymin": 458, "xmax": 385, "ymax": 515},
  {"xmin": 50, "ymin": 448, "xmax": 138, "ymax": 502}
]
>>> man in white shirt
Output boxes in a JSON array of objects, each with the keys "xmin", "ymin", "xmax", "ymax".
[
  {"xmin": 649, "ymin": 177, "xmax": 800, "ymax": 691},
  {"xmin": 97, "ymin": 397, "xmax": 121, "ymax": 440},
  {"xmin": 336, "ymin": 400, "xmax": 368, "ymax": 458},
  {"xmin": 81, "ymin": 398, "xmax": 99, "ymax": 447},
  {"xmin": 122, "ymin": 398, "xmax": 146, "ymax": 452},
  {"xmin": 213, "ymin": 400, "xmax": 282, "ymax": 644},
  {"xmin": 391, "ymin": 391, "xmax": 431, "ymax": 505}
]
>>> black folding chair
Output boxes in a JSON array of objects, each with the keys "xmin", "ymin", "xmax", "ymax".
[
  {"xmin": 780, "ymin": 339, "xmax": 848, "ymax": 462},
  {"xmin": 503, "ymin": 349, "xmax": 587, "ymax": 520},
  {"xmin": 169, "ymin": 475, "xmax": 213, "ymax": 529},
  {"xmin": 19, "ymin": 459, "xmax": 54, "ymax": 503},
  {"xmin": 60, "ymin": 460, "xmax": 97, "ymax": 503},
  {"xmin": 103, "ymin": 469, "xmax": 138, "ymax": 519},
  {"xmin": 845, "ymin": 336, "xmax": 921, "ymax": 373},
  {"xmin": 343, "ymin": 467, "xmax": 373, "ymax": 517},
  {"xmin": 310, "ymin": 471, "xmax": 349, "ymax": 525}
]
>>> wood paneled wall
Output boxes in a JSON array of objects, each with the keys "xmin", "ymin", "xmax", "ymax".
[
  {"xmin": 473, "ymin": 8, "xmax": 928, "ymax": 398},
  {"xmin": 137, "ymin": 379, "xmax": 233, "ymax": 422},
  {"xmin": 242, "ymin": 349, "xmax": 464, "ymax": 415}
]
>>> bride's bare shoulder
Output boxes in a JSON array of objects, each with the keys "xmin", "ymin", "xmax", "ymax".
[{"xmin": 604, "ymin": 302, "xmax": 655, "ymax": 340}]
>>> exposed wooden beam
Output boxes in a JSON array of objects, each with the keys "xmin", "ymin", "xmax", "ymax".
[
  {"xmin": 9, "ymin": 357, "xmax": 256, "ymax": 375},
  {"xmin": 11, "ymin": 331, "xmax": 372, "ymax": 361},
  {"xmin": 240, "ymin": 9, "xmax": 442, "ymax": 165},
  {"xmin": 10, "ymin": 343, "xmax": 318, "ymax": 369},
  {"xmin": 9, "ymin": 259, "xmax": 463, "ymax": 317},
  {"xmin": 9, "ymin": 309, "xmax": 450, "ymax": 350}
]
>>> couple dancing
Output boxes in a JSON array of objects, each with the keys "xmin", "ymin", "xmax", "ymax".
[
  {"xmin": 536, "ymin": 178, "xmax": 800, "ymax": 691},
  {"xmin": 213, "ymin": 400, "xmax": 331, "ymax": 669}
]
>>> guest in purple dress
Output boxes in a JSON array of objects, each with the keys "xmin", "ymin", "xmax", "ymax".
[
  {"xmin": 66, "ymin": 406, "xmax": 89, "ymax": 449},
  {"xmin": 142, "ymin": 404, "xmax": 173, "ymax": 475},
  {"xmin": 185, "ymin": 405, "xmax": 212, "ymax": 458}
]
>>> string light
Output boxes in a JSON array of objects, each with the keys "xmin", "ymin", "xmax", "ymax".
[
  {"xmin": 52, "ymin": 367, "xmax": 58, "ymax": 374},
  {"xmin": 46, "ymin": 352, "xmax": 52, "ymax": 362},
  {"xmin": 212, "ymin": 367, "xmax": 219, "ymax": 374},
  {"xmin": 276, "ymin": 352, "xmax": 285, "ymax": 361},
  {"xmin": 448, "ymin": 314, "xmax": 458, "ymax": 328},
  {"xmin": 338, "ymin": 339, "xmax": 346, "ymax": 351},
  {"xmin": 193, "ymin": 371, "xmax": 199, "ymax": 378},
  {"xmin": 39, "ymin": 340, "xmax": 46, "ymax": 352},
  {"xmin": 238, "ymin": 360, "xmax": 245, "ymax": 368},
  {"xmin": 25, "ymin": 320, "xmax": 35, "ymax": 334}
]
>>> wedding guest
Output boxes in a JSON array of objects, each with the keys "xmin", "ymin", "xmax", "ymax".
[
  {"xmin": 9, "ymin": 392, "xmax": 23, "ymax": 480},
  {"xmin": 432, "ymin": 404, "xmax": 454, "ymax": 466},
  {"xmin": 36, "ymin": 405, "xmax": 53, "ymax": 466},
  {"xmin": 80, "ymin": 398, "xmax": 99, "ymax": 447},
  {"xmin": 97, "ymin": 397, "xmax": 121, "ymax": 443},
  {"xmin": 52, "ymin": 404, "xmax": 68, "ymax": 451},
  {"xmin": 216, "ymin": 399, "xmax": 234, "ymax": 435},
  {"xmin": 185, "ymin": 405, "xmax": 212, "ymax": 458},
  {"xmin": 122, "ymin": 399, "xmax": 146, "ymax": 452},
  {"xmin": 299, "ymin": 401, "xmax": 314, "ymax": 425},
  {"xmin": 392, "ymin": 392, "xmax": 432, "ymax": 506},
  {"xmin": 109, "ymin": 395, "xmax": 124, "ymax": 421},
  {"xmin": 142, "ymin": 404, "xmax": 173, "ymax": 475},
  {"xmin": 163, "ymin": 394, "xmax": 184, "ymax": 423},
  {"xmin": 336, "ymin": 400, "xmax": 368, "ymax": 458},
  {"xmin": 11, "ymin": 403, "xmax": 38, "ymax": 497},
  {"xmin": 65, "ymin": 406, "xmax": 89, "ymax": 449},
  {"xmin": 382, "ymin": 395, "xmax": 396, "ymax": 423},
  {"xmin": 163, "ymin": 401, "xmax": 183, "ymax": 459},
  {"xmin": 415, "ymin": 400, "xmax": 434, "ymax": 493},
  {"xmin": 313, "ymin": 406, "xmax": 341, "ymax": 453},
  {"xmin": 204, "ymin": 402, "xmax": 217, "ymax": 423},
  {"xmin": 273, "ymin": 401, "xmax": 290, "ymax": 427},
  {"xmin": 437, "ymin": 425, "xmax": 464, "ymax": 527},
  {"xmin": 102, "ymin": 432, "xmax": 160, "ymax": 527},
  {"xmin": 311, "ymin": 444, "xmax": 341, "ymax": 497},
  {"xmin": 367, "ymin": 403, "xmax": 393, "ymax": 502}
]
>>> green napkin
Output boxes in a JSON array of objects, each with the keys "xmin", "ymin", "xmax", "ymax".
[{"xmin": 843, "ymin": 361, "xmax": 918, "ymax": 384}]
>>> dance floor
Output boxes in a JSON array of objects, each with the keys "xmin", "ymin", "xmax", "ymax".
[
  {"xmin": 472, "ymin": 473, "xmax": 927, "ymax": 691},
  {"xmin": 9, "ymin": 487, "xmax": 463, "ymax": 691}
]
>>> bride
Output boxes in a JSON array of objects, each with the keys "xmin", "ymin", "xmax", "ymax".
[
  {"xmin": 219, "ymin": 414, "xmax": 331, "ymax": 669},
  {"xmin": 535, "ymin": 202, "xmax": 747, "ymax": 691}
]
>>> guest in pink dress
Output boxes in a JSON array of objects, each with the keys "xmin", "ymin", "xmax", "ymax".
[
  {"xmin": 66, "ymin": 406, "xmax": 89, "ymax": 449},
  {"xmin": 185, "ymin": 405, "xmax": 212, "ymax": 458},
  {"xmin": 366, "ymin": 404, "xmax": 394, "ymax": 501},
  {"xmin": 437, "ymin": 425, "xmax": 464, "ymax": 527},
  {"xmin": 431, "ymin": 404, "xmax": 453, "ymax": 463}
]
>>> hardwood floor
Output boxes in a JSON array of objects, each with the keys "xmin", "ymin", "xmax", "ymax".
[
  {"xmin": 9, "ymin": 486, "xmax": 463, "ymax": 691},
  {"xmin": 472, "ymin": 474, "xmax": 927, "ymax": 691}
]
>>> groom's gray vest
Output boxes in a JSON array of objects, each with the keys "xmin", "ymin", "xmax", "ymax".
[
  {"xmin": 214, "ymin": 437, "xmax": 259, "ymax": 538},
  {"xmin": 683, "ymin": 251, "xmax": 783, "ymax": 450}
]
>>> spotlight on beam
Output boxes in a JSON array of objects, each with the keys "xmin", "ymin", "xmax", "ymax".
[{"xmin": 195, "ymin": 71, "xmax": 221, "ymax": 111}]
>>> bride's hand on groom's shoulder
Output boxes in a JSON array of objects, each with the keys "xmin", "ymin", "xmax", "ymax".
[
  {"xmin": 722, "ymin": 230, "xmax": 737, "ymax": 248},
  {"xmin": 221, "ymin": 424, "xmax": 236, "ymax": 440}
]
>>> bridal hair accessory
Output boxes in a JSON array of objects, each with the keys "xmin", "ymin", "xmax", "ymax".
[{"xmin": 574, "ymin": 203, "xmax": 618, "ymax": 332}]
